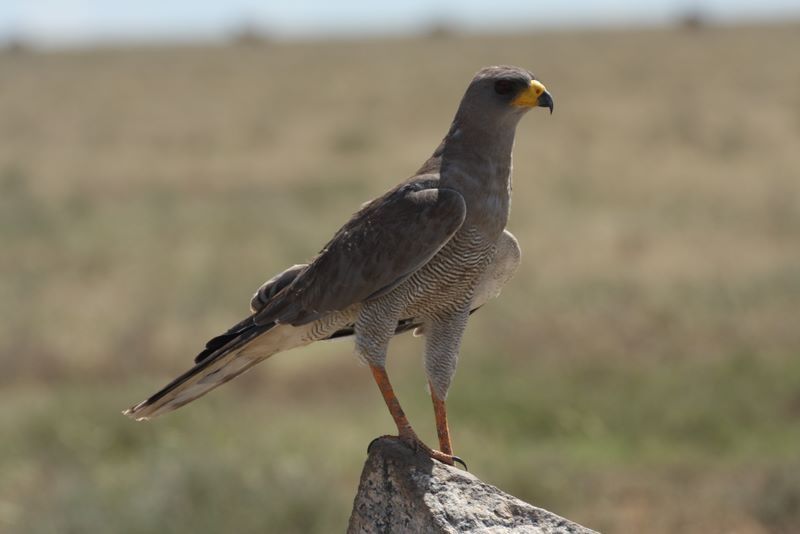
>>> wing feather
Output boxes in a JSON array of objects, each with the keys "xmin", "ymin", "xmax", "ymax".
[{"xmin": 254, "ymin": 178, "xmax": 466, "ymax": 325}]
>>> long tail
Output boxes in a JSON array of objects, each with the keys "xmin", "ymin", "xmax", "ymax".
[
  {"xmin": 124, "ymin": 319, "xmax": 283, "ymax": 420},
  {"xmin": 124, "ymin": 313, "xmax": 428, "ymax": 421}
]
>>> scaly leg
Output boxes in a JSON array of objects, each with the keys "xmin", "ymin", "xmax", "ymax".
[
  {"xmin": 430, "ymin": 384, "xmax": 452, "ymax": 456},
  {"xmin": 369, "ymin": 364, "xmax": 462, "ymax": 467},
  {"xmin": 429, "ymin": 386, "xmax": 466, "ymax": 469}
]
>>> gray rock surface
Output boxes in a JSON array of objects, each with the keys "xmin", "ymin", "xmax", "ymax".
[{"xmin": 348, "ymin": 437, "xmax": 598, "ymax": 534}]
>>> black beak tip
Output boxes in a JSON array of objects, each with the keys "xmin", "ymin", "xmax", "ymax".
[{"xmin": 539, "ymin": 91, "xmax": 554, "ymax": 114}]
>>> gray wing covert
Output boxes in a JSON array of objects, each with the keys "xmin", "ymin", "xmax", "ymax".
[{"xmin": 253, "ymin": 180, "xmax": 466, "ymax": 326}]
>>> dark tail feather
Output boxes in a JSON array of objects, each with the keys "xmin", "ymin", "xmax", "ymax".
[
  {"xmin": 124, "ymin": 320, "xmax": 274, "ymax": 420},
  {"xmin": 194, "ymin": 315, "xmax": 262, "ymax": 364}
]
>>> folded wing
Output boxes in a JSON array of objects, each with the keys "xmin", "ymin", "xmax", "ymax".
[{"xmin": 255, "ymin": 179, "xmax": 466, "ymax": 326}]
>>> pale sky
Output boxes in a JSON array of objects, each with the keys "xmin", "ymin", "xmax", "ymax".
[{"xmin": 1, "ymin": 0, "xmax": 799, "ymax": 47}]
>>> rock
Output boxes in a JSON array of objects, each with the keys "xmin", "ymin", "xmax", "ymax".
[{"xmin": 348, "ymin": 437, "xmax": 598, "ymax": 534}]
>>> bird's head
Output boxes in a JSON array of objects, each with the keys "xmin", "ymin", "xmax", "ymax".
[{"xmin": 461, "ymin": 65, "xmax": 554, "ymax": 120}]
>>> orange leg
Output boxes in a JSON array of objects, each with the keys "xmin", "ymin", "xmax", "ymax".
[
  {"xmin": 369, "ymin": 364, "xmax": 461, "ymax": 467},
  {"xmin": 370, "ymin": 364, "xmax": 415, "ymax": 439},
  {"xmin": 430, "ymin": 385, "xmax": 453, "ymax": 456}
]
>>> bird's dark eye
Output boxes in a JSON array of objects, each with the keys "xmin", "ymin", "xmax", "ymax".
[{"xmin": 494, "ymin": 79, "xmax": 514, "ymax": 95}]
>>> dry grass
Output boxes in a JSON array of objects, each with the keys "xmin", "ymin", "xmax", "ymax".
[{"xmin": 1, "ymin": 23, "xmax": 799, "ymax": 533}]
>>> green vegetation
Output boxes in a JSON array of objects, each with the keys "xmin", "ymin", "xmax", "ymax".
[{"xmin": 1, "ymin": 23, "xmax": 799, "ymax": 533}]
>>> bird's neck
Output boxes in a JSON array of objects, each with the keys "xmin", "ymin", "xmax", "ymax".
[{"xmin": 436, "ymin": 115, "xmax": 520, "ymax": 237}]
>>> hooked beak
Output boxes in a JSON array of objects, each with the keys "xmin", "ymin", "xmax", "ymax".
[
  {"xmin": 512, "ymin": 79, "xmax": 554, "ymax": 114},
  {"xmin": 537, "ymin": 90, "xmax": 554, "ymax": 114}
]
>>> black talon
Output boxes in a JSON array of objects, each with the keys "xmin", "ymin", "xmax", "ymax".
[{"xmin": 452, "ymin": 456, "xmax": 468, "ymax": 470}]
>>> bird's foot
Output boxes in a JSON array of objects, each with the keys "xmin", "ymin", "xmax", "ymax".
[
  {"xmin": 401, "ymin": 433, "xmax": 468, "ymax": 470},
  {"xmin": 368, "ymin": 431, "xmax": 467, "ymax": 470}
]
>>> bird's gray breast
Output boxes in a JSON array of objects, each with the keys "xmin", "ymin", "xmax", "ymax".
[
  {"xmin": 389, "ymin": 225, "xmax": 497, "ymax": 320},
  {"xmin": 441, "ymin": 156, "xmax": 512, "ymax": 240}
]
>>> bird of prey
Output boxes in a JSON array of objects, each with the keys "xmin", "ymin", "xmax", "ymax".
[{"xmin": 125, "ymin": 65, "xmax": 553, "ymax": 467}]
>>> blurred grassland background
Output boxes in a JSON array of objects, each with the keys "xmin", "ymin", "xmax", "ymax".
[{"xmin": 1, "ymin": 22, "xmax": 800, "ymax": 534}]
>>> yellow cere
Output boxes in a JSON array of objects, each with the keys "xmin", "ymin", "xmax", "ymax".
[{"xmin": 511, "ymin": 79, "xmax": 548, "ymax": 107}]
